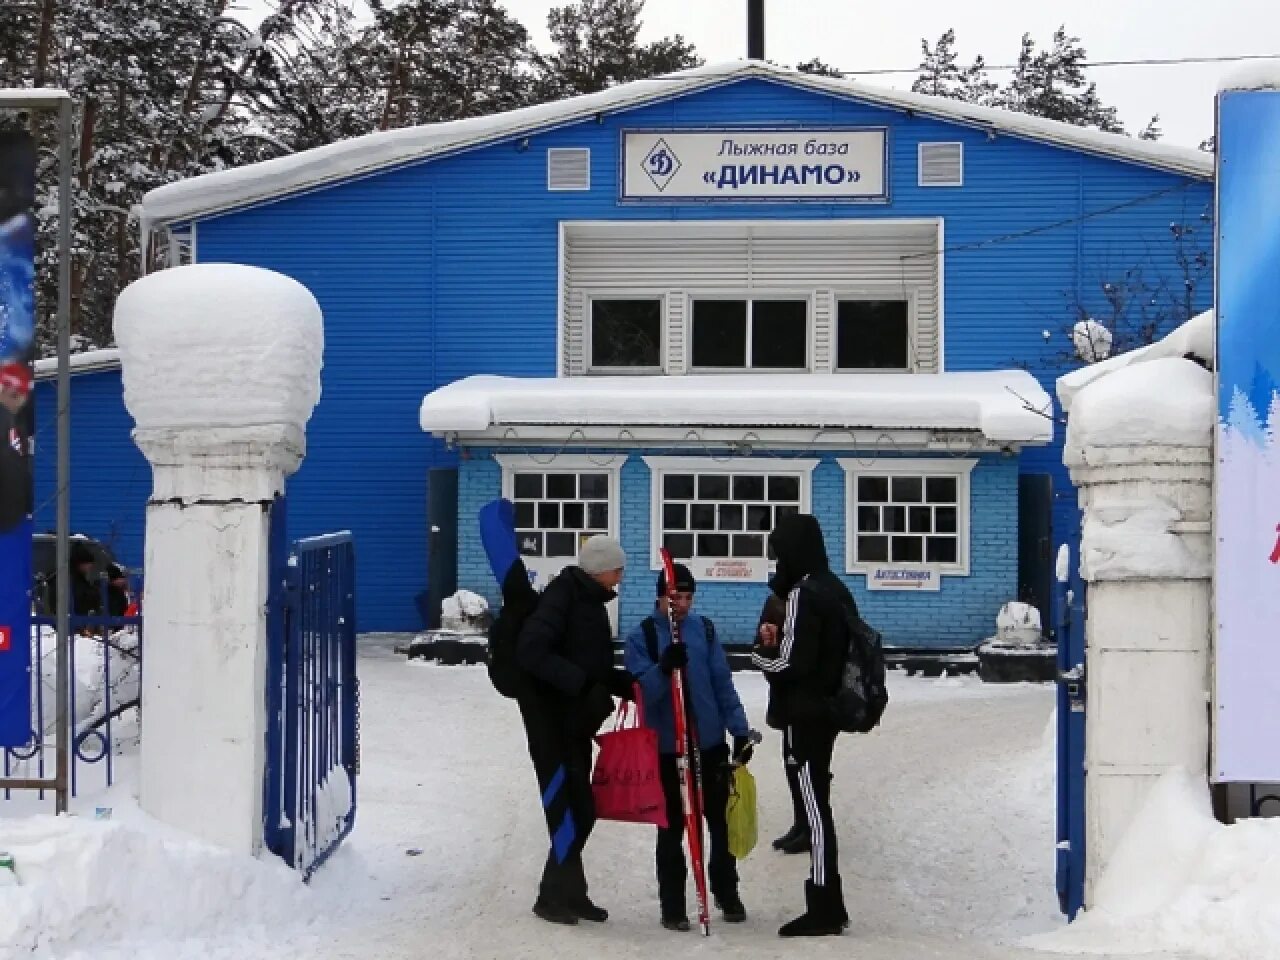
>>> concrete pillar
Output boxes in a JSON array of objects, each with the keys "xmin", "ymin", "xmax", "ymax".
[
  {"xmin": 114, "ymin": 264, "xmax": 322, "ymax": 855},
  {"xmin": 1064, "ymin": 358, "xmax": 1213, "ymax": 906}
]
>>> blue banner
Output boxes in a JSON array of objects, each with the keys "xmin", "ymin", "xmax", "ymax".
[
  {"xmin": 1214, "ymin": 88, "xmax": 1280, "ymax": 782},
  {"xmin": 0, "ymin": 130, "xmax": 35, "ymax": 748}
]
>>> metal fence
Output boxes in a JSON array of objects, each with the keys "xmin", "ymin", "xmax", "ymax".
[
  {"xmin": 263, "ymin": 530, "xmax": 358, "ymax": 881},
  {"xmin": 1054, "ymin": 546, "xmax": 1087, "ymax": 921},
  {"xmin": 2, "ymin": 583, "xmax": 142, "ymax": 802}
]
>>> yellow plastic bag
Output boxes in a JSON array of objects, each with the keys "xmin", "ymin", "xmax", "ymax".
[{"xmin": 726, "ymin": 764, "xmax": 758, "ymax": 859}]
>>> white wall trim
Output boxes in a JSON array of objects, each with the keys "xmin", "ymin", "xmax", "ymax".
[
  {"xmin": 556, "ymin": 221, "xmax": 566, "ymax": 377},
  {"xmin": 936, "ymin": 218, "xmax": 946, "ymax": 372},
  {"xmin": 837, "ymin": 456, "xmax": 976, "ymax": 576}
]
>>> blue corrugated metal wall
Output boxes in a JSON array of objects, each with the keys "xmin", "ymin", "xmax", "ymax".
[
  {"xmin": 31, "ymin": 370, "xmax": 149, "ymax": 570},
  {"xmin": 80, "ymin": 76, "xmax": 1212, "ymax": 631}
]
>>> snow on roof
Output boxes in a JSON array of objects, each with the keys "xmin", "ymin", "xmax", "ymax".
[
  {"xmin": 1219, "ymin": 62, "xmax": 1280, "ymax": 92},
  {"xmin": 142, "ymin": 61, "xmax": 1213, "ymax": 226},
  {"xmin": 419, "ymin": 371, "xmax": 1054, "ymax": 445},
  {"xmin": 33, "ymin": 348, "xmax": 121, "ymax": 380},
  {"xmin": 0, "ymin": 88, "xmax": 72, "ymax": 106},
  {"xmin": 1057, "ymin": 309, "xmax": 1213, "ymax": 413}
]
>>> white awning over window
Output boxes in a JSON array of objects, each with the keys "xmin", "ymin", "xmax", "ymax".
[{"xmin": 420, "ymin": 372, "xmax": 1054, "ymax": 447}]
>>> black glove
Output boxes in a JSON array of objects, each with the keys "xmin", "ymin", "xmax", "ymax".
[
  {"xmin": 607, "ymin": 668, "xmax": 637, "ymax": 701},
  {"xmin": 732, "ymin": 734, "xmax": 755, "ymax": 766},
  {"xmin": 658, "ymin": 643, "xmax": 688, "ymax": 675},
  {"xmin": 584, "ymin": 683, "xmax": 615, "ymax": 725}
]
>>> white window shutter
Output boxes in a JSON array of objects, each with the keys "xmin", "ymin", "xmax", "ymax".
[
  {"xmin": 918, "ymin": 143, "xmax": 964, "ymax": 187},
  {"xmin": 548, "ymin": 148, "xmax": 591, "ymax": 191}
]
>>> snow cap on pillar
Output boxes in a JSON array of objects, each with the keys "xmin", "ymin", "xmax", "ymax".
[{"xmin": 114, "ymin": 263, "xmax": 323, "ymax": 433}]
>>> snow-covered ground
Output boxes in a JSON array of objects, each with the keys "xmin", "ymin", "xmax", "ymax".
[{"xmin": 0, "ymin": 639, "xmax": 1216, "ymax": 960}]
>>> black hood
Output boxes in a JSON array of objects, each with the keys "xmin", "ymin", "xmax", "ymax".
[{"xmin": 769, "ymin": 513, "xmax": 829, "ymax": 595}]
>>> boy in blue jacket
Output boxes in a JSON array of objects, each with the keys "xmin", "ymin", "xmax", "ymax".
[{"xmin": 624, "ymin": 563, "xmax": 755, "ymax": 932}]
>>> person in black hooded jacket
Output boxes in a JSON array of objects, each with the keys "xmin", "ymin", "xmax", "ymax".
[
  {"xmin": 516, "ymin": 534, "xmax": 636, "ymax": 927},
  {"xmin": 752, "ymin": 513, "xmax": 854, "ymax": 937}
]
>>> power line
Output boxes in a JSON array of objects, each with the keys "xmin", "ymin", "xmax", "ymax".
[{"xmin": 829, "ymin": 51, "xmax": 1280, "ymax": 77}]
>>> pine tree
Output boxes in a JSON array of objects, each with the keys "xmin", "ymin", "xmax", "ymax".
[
  {"xmin": 912, "ymin": 29, "xmax": 996, "ymax": 104},
  {"xmin": 997, "ymin": 28, "xmax": 1124, "ymax": 133},
  {"xmin": 536, "ymin": 0, "xmax": 700, "ymax": 98},
  {"xmin": 1138, "ymin": 115, "xmax": 1162, "ymax": 141},
  {"xmin": 795, "ymin": 58, "xmax": 842, "ymax": 78}
]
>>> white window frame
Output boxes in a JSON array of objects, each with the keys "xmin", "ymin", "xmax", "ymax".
[
  {"xmin": 686, "ymin": 292, "xmax": 814, "ymax": 373},
  {"xmin": 917, "ymin": 141, "xmax": 965, "ymax": 188},
  {"xmin": 833, "ymin": 291, "xmax": 918, "ymax": 373},
  {"xmin": 839, "ymin": 458, "xmax": 976, "ymax": 576},
  {"xmin": 643, "ymin": 456, "xmax": 819, "ymax": 572},
  {"xmin": 547, "ymin": 147, "xmax": 591, "ymax": 191},
  {"xmin": 584, "ymin": 291, "xmax": 666, "ymax": 374},
  {"xmin": 496, "ymin": 454, "xmax": 623, "ymax": 558}
]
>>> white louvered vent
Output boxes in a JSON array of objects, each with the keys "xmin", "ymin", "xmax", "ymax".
[
  {"xmin": 548, "ymin": 148, "xmax": 591, "ymax": 191},
  {"xmin": 918, "ymin": 142, "xmax": 964, "ymax": 187}
]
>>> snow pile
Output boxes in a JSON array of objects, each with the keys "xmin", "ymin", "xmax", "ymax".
[
  {"xmin": 0, "ymin": 807, "xmax": 316, "ymax": 956},
  {"xmin": 1027, "ymin": 769, "xmax": 1280, "ymax": 958},
  {"xmin": 1064, "ymin": 357, "xmax": 1213, "ymax": 457},
  {"xmin": 420, "ymin": 371, "xmax": 1055, "ymax": 445},
  {"xmin": 1058, "ymin": 310, "xmax": 1214, "ymax": 413},
  {"xmin": 32, "ymin": 347, "xmax": 121, "ymax": 379},
  {"xmin": 300, "ymin": 771, "xmax": 354, "ymax": 874},
  {"xmin": 1219, "ymin": 63, "xmax": 1280, "ymax": 92},
  {"xmin": 1079, "ymin": 497, "xmax": 1211, "ymax": 581},
  {"xmin": 114, "ymin": 264, "xmax": 324, "ymax": 432},
  {"xmin": 1072, "ymin": 319, "xmax": 1113, "ymax": 363},
  {"xmin": 994, "ymin": 602, "xmax": 1043, "ymax": 644},
  {"xmin": 442, "ymin": 590, "xmax": 488, "ymax": 619}
]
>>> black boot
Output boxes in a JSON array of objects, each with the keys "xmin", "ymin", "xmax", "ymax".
[
  {"xmin": 533, "ymin": 898, "xmax": 579, "ymax": 926},
  {"xmin": 778, "ymin": 830, "xmax": 811, "ymax": 855},
  {"xmin": 661, "ymin": 913, "xmax": 691, "ymax": 932},
  {"xmin": 772, "ymin": 823, "xmax": 806, "ymax": 850},
  {"xmin": 567, "ymin": 897, "xmax": 608, "ymax": 922},
  {"xmin": 715, "ymin": 890, "xmax": 747, "ymax": 923},
  {"xmin": 778, "ymin": 881, "xmax": 844, "ymax": 938}
]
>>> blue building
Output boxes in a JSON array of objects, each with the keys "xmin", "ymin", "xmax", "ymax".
[{"xmin": 41, "ymin": 62, "xmax": 1213, "ymax": 643}]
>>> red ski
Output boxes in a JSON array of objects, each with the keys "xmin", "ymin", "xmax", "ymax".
[{"xmin": 660, "ymin": 547, "xmax": 711, "ymax": 936}]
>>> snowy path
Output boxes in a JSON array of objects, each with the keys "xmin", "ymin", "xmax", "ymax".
[
  {"xmin": 4, "ymin": 638, "xmax": 1196, "ymax": 960},
  {"xmin": 271, "ymin": 639, "xmax": 1182, "ymax": 960}
]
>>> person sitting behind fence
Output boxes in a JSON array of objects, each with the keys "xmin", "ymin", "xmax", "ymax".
[
  {"xmin": 47, "ymin": 543, "xmax": 103, "ymax": 621},
  {"xmin": 623, "ymin": 562, "xmax": 755, "ymax": 932},
  {"xmin": 106, "ymin": 562, "xmax": 129, "ymax": 618}
]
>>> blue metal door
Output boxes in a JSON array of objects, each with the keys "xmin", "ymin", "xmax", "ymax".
[{"xmin": 1055, "ymin": 538, "xmax": 1087, "ymax": 919}]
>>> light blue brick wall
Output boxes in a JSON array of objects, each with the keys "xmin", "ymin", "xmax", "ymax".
[{"xmin": 456, "ymin": 448, "xmax": 1019, "ymax": 650}]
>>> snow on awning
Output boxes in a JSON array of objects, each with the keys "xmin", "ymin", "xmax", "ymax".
[
  {"xmin": 33, "ymin": 348, "xmax": 121, "ymax": 381},
  {"xmin": 420, "ymin": 372, "xmax": 1054, "ymax": 446}
]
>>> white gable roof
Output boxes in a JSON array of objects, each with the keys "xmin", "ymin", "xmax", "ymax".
[
  {"xmin": 419, "ymin": 371, "xmax": 1054, "ymax": 446},
  {"xmin": 142, "ymin": 61, "xmax": 1213, "ymax": 226}
]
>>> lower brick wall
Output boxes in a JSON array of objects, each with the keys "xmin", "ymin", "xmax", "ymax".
[{"xmin": 455, "ymin": 448, "xmax": 1020, "ymax": 650}]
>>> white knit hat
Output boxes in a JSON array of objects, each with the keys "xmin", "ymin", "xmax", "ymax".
[{"xmin": 578, "ymin": 535, "xmax": 626, "ymax": 575}]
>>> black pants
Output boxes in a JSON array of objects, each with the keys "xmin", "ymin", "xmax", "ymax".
[
  {"xmin": 783, "ymin": 737, "xmax": 806, "ymax": 832},
  {"xmin": 519, "ymin": 695, "xmax": 596, "ymax": 905},
  {"xmin": 785, "ymin": 725, "xmax": 840, "ymax": 888},
  {"xmin": 656, "ymin": 743, "xmax": 736, "ymax": 916}
]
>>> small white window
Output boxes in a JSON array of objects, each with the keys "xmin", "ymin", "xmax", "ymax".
[
  {"xmin": 588, "ymin": 297, "xmax": 663, "ymax": 371},
  {"xmin": 506, "ymin": 467, "xmax": 613, "ymax": 559},
  {"xmin": 840, "ymin": 458, "xmax": 975, "ymax": 575},
  {"xmin": 645, "ymin": 457, "xmax": 818, "ymax": 580},
  {"xmin": 689, "ymin": 297, "xmax": 809, "ymax": 371},
  {"xmin": 918, "ymin": 142, "xmax": 964, "ymax": 187},
  {"xmin": 548, "ymin": 148, "xmax": 591, "ymax": 191}
]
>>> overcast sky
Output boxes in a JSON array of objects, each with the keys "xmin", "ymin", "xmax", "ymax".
[{"xmin": 245, "ymin": 0, "xmax": 1280, "ymax": 147}]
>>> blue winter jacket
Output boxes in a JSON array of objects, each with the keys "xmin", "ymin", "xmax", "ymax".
[{"xmin": 624, "ymin": 607, "xmax": 750, "ymax": 755}]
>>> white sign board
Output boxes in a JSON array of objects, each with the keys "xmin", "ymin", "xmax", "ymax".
[
  {"xmin": 683, "ymin": 556, "xmax": 770, "ymax": 583},
  {"xmin": 865, "ymin": 566, "xmax": 941, "ymax": 591},
  {"xmin": 622, "ymin": 129, "xmax": 888, "ymax": 202}
]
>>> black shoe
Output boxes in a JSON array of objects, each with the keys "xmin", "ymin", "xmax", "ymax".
[
  {"xmin": 715, "ymin": 892, "xmax": 747, "ymax": 923},
  {"xmin": 661, "ymin": 915, "xmax": 691, "ymax": 932},
  {"xmin": 533, "ymin": 898, "xmax": 579, "ymax": 925},
  {"xmin": 568, "ymin": 898, "xmax": 608, "ymax": 923},
  {"xmin": 772, "ymin": 823, "xmax": 806, "ymax": 850},
  {"xmin": 778, "ymin": 881, "xmax": 843, "ymax": 938},
  {"xmin": 778, "ymin": 831, "xmax": 811, "ymax": 855}
]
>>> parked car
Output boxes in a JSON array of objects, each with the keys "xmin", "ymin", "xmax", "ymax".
[{"xmin": 30, "ymin": 533, "xmax": 136, "ymax": 617}]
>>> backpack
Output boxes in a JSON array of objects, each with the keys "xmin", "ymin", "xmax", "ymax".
[
  {"xmin": 801, "ymin": 581, "xmax": 888, "ymax": 734},
  {"xmin": 478, "ymin": 499, "xmax": 539, "ymax": 699},
  {"xmin": 640, "ymin": 615, "xmax": 716, "ymax": 663}
]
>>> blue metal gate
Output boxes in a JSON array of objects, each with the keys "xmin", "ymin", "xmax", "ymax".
[
  {"xmin": 264, "ymin": 500, "xmax": 359, "ymax": 880},
  {"xmin": 1055, "ymin": 539, "xmax": 1087, "ymax": 919}
]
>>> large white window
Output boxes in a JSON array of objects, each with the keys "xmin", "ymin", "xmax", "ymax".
[
  {"xmin": 689, "ymin": 297, "xmax": 809, "ymax": 371},
  {"xmin": 840, "ymin": 458, "xmax": 975, "ymax": 575},
  {"xmin": 644, "ymin": 457, "xmax": 818, "ymax": 581}
]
